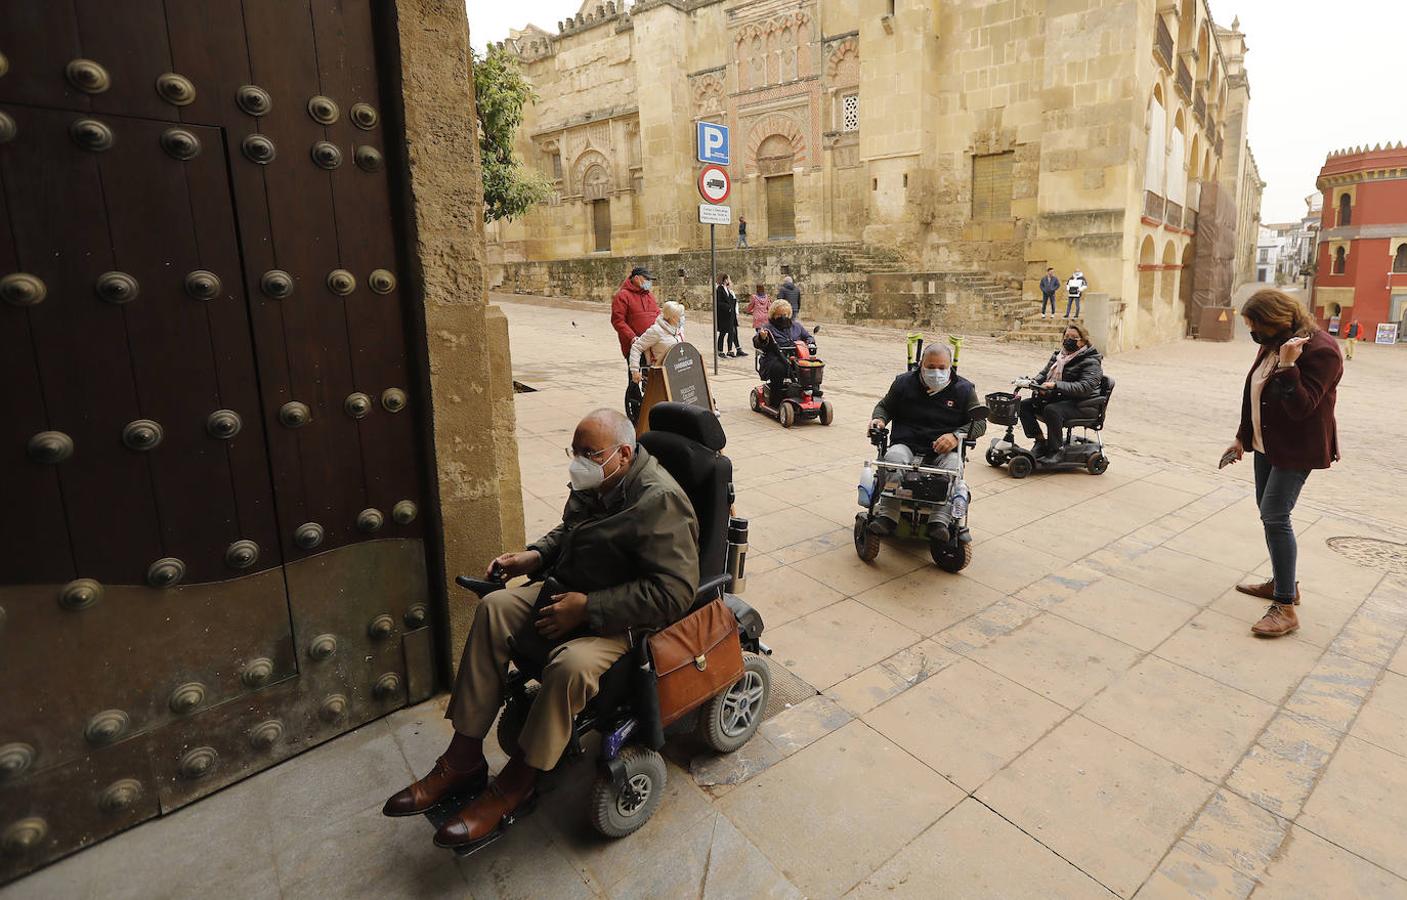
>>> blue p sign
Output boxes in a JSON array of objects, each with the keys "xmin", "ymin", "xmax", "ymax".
[{"xmin": 697, "ymin": 121, "xmax": 729, "ymax": 165}]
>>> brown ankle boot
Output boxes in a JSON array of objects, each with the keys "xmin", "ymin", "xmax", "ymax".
[
  {"xmin": 1235, "ymin": 580, "xmax": 1300, "ymax": 605},
  {"xmin": 1251, "ymin": 603, "xmax": 1299, "ymax": 638},
  {"xmin": 382, "ymin": 755, "xmax": 488, "ymax": 817},
  {"xmin": 433, "ymin": 759, "xmax": 539, "ymax": 848}
]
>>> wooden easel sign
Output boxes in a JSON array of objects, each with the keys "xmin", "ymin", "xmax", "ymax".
[{"xmin": 636, "ymin": 342, "xmax": 715, "ymax": 435}]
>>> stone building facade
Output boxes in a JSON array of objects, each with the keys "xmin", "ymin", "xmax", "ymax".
[{"xmin": 486, "ymin": 0, "xmax": 1261, "ymax": 350}]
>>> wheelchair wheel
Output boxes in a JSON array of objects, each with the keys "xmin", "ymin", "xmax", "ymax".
[
  {"xmin": 1008, "ymin": 455, "xmax": 1033, "ymax": 479},
  {"xmin": 985, "ymin": 448, "xmax": 1005, "ymax": 467},
  {"xmin": 819, "ymin": 400, "xmax": 834, "ymax": 426},
  {"xmin": 494, "ymin": 683, "xmax": 538, "ymax": 759},
  {"xmin": 697, "ymin": 653, "xmax": 770, "ymax": 753},
  {"xmin": 854, "ymin": 513, "xmax": 880, "ymax": 562},
  {"xmin": 931, "ymin": 539, "xmax": 973, "ymax": 573},
  {"xmin": 749, "ymin": 389, "xmax": 761, "ymax": 412},
  {"xmin": 778, "ymin": 401, "xmax": 796, "ymax": 428},
  {"xmin": 1087, "ymin": 453, "xmax": 1109, "ymax": 475},
  {"xmin": 589, "ymin": 745, "xmax": 666, "ymax": 839}
]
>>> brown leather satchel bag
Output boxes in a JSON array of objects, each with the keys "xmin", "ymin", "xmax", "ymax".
[{"xmin": 648, "ymin": 597, "xmax": 745, "ymax": 726}]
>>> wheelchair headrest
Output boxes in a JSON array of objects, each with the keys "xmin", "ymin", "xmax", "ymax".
[
  {"xmin": 647, "ymin": 402, "xmax": 727, "ymax": 452},
  {"xmin": 1101, "ymin": 375, "xmax": 1115, "ymax": 396}
]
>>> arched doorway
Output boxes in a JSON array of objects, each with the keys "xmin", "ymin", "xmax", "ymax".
[
  {"xmin": 1138, "ymin": 235, "xmax": 1157, "ymax": 342},
  {"xmin": 583, "ymin": 164, "xmax": 612, "ymax": 253},
  {"xmin": 758, "ymin": 134, "xmax": 796, "ymax": 241},
  {"xmin": 1161, "ymin": 241, "xmax": 1179, "ymax": 335}
]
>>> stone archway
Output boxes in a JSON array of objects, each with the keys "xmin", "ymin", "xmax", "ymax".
[
  {"xmin": 1138, "ymin": 235, "xmax": 1157, "ymax": 343},
  {"xmin": 1161, "ymin": 241, "xmax": 1179, "ymax": 334}
]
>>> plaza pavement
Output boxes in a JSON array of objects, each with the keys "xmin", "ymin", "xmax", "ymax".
[{"xmin": 8, "ymin": 294, "xmax": 1407, "ymax": 899}]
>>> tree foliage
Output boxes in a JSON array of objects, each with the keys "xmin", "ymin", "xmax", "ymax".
[{"xmin": 472, "ymin": 46, "xmax": 552, "ymax": 223}]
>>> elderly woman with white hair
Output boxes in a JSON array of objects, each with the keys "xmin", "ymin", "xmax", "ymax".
[
  {"xmin": 628, "ymin": 300, "xmax": 687, "ymax": 384},
  {"xmin": 865, "ymin": 342, "xmax": 986, "ymax": 535}
]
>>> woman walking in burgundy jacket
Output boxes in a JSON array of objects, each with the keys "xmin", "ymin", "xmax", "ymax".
[{"xmin": 1223, "ymin": 289, "xmax": 1343, "ymax": 638}]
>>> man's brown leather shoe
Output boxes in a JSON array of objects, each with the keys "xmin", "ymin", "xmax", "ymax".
[
  {"xmin": 433, "ymin": 772, "xmax": 537, "ymax": 848},
  {"xmin": 382, "ymin": 756, "xmax": 488, "ymax": 817},
  {"xmin": 1251, "ymin": 603, "xmax": 1299, "ymax": 638},
  {"xmin": 1235, "ymin": 579, "xmax": 1300, "ymax": 605}
]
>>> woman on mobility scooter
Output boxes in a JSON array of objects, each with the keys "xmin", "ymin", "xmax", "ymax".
[
  {"xmin": 856, "ymin": 341, "xmax": 988, "ymax": 572},
  {"xmin": 750, "ymin": 299, "xmax": 833, "ymax": 427},
  {"xmin": 985, "ymin": 323, "xmax": 1113, "ymax": 477}
]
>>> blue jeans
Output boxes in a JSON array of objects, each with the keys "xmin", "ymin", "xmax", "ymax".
[
  {"xmin": 1253, "ymin": 452, "xmax": 1309, "ymax": 602},
  {"xmin": 1064, "ymin": 293, "xmax": 1081, "ymax": 317},
  {"xmin": 1041, "ymin": 291, "xmax": 1056, "ymax": 314}
]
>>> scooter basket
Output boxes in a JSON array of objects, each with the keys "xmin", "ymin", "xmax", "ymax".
[
  {"xmin": 795, "ymin": 359, "xmax": 824, "ymax": 392},
  {"xmin": 985, "ymin": 391, "xmax": 1021, "ymax": 427}
]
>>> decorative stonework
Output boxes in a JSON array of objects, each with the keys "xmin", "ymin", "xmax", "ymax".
[
  {"xmin": 825, "ymin": 37, "xmax": 858, "ymax": 85},
  {"xmin": 691, "ymin": 70, "xmax": 726, "ymax": 117},
  {"xmin": 745, "ymin": 112, "xmax": 807, "ymax": 173}
]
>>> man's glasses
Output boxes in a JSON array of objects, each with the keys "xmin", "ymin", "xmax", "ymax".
[{"xmin": 564, "ymin": 446, "xmax": 613, "ymax": 461}]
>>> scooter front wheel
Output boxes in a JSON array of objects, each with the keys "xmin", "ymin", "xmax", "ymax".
[
  {"xmin": 931, "ymin": 539, "xmax": 973, "ymax": 573},
  {"xmin": 1008, "ymin": 455, "xmax": 1034, "ymax": 479},
  {"xmin": 854, "ymin": 513, "xmax": 880, "ymax": 562},
  {"xmin": 1087, "ymin": 453, "xmax": 1109, "ymax": 475},
  {"xmin": 779, "ymin": 402, "xmax": 796, "ymax": 428},
  {"xmin": 819, "ymin": 399, "xmax": 834, "ymax": 426},
  {"xmin": 985, "ymin": 448, "xmax": 1005, "ymax": 467},
  {"xmin": 749, "ymin": 389, "xmax": 761, "ymax": 412}
]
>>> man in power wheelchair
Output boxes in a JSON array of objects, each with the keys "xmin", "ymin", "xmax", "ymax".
[
  {"xmin": 383, "ymin": 405, "xmax": 768, "ymax": 852},
  {"xmin": 857, "ymin": 342, "xmax": 988, "ymax": 572}
]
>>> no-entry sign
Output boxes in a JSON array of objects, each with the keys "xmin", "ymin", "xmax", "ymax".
[{"xmin": 698, "ymin": 164, "xmax": 731, "ymax": 204}]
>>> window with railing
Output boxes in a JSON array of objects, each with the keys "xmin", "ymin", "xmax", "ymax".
[
  {"xmin": 1154, "ymin": 17, "xmax": 1173, "ymax": 71},
  {"xmin": 1193, "ymin": 92, "xmax": 1206, "ymax": 126},
  {"xmin": 1166, "ymin": 201, "xmax": 1183, "ymax": 229},
  {"xmin": 1175, "ymin": 60, "xmax": 1192, "ymax": 99}
]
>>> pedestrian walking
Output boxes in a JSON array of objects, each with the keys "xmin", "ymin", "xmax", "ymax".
[
  {"xmin": 1223, "ymin": 289, "xmax": 1343, "ymax": 638},
  {"xmin": 737, "ymin": 215, "xmax": 749, "ymax": 249},
  {"xmin": 1342, "ymin": 318, "xmax": 1361, "ymax": 359},
  {"xmin": 714, "ymin": 274, "xmax": 744, "ymax": 357},
  {"xmin": 746, "ymin": 284, "xmax": 771, "ymax": 331},
  {"xmin": 1064, "ymin": 270, "xmax": 1087, "ymax": 319},
  {"xmin": 778, "ymin": 274, "xmax": 801, "ymax": 320},
  {"xmin": 1039, "ymin": 267, "xmax": 1060, "ymax": 319},
  {"xmin": 611, "ymin": 265, "xmax": 660, "ymax": 421}
]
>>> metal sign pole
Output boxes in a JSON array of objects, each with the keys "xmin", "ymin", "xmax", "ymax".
[{"xmin": 710, "ymin": 223, "xmax": 718, "ymax": 375}]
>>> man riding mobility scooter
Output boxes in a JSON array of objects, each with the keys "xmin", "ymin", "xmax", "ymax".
[
  {"xmin": 750, "ymin": 299, "xmax": 833, "ymax": 427},
  {"xmin": 855, "ymin": 336, "xmax": 989, "ymax": 572},
  {"xmin": 448, "ymin": 403, "xmax": 770, "ymax": 853}
]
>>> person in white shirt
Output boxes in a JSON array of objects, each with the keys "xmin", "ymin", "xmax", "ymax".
[
  {"xmin": 1064, "ymin": 270, "xmax": 1088, "ymax": 318},
  {"xmin": 629, "ymin": 301, "xmax": 687, "ymax": 383}
]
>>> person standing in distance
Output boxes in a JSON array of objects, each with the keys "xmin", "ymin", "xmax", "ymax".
[
  {"xmin": 1039, "ymin": 267, "xmax": 1060, "ymax": 319},
  {"xmin": 1223, "ymin": 289, "xmax": 1343, "ymax": 638},
  {"xmin": 612, "ymin": 266, "xmax": 660, "ymax": 421},
  {"xmin": 778, "ymin": 275, "xmax": 801, "ymax": 321},
  {"xmin": 737, "ymin": 215, "xmax": 749, "ymax": 249}
]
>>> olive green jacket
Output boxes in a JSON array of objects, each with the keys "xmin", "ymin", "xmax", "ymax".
[{"xmin": 528, "ymin": 446, "xmax": 700, "ymax": 635}]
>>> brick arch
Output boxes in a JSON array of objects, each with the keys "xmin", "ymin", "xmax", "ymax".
[
  {"xmin": 571, "ymin": 148, "xmax": 612, "ymax": 198},
  {"xmin": 826, "ymin": 38, "xmax": 858, "ymax": 84},
  {"xmin": 747, "ymin": 115, "xmax": 807, "ymax": 172}
]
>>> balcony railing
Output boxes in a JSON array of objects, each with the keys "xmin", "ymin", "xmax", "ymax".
[
  {"xmin": 1154, "ymin": 17, "xmax": 1174, "ymax": 71},
  {"xmin": 1184, "ymin": 209, "xmax": 1197, "ymax": 233},
  {"xmin": 1166, "ymin": 201, "xmax": 1183, "ymax": 230},
  {"xmin": 1175, "ymin": 59, "xmax": 1192, "ymax": 100},
  {"xmin": 1144, "ymin": 190, "xmax": 1165, "ymax": 222},
  {"xmin": 1193, "ymin": 92, "xmax": 1206, "ymax": 127}
]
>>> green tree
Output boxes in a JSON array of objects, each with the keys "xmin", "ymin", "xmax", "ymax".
[{"xmin": 473, "ymin": 46, "xmax": 552, "ymax": 223}]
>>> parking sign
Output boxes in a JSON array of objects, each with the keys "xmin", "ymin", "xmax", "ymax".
[{"xmin": 697, "ymin": 121, "xmax": 729, "ymax": 165}]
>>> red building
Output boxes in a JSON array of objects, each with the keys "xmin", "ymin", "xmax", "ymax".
[{"xmin": 1311, "ymin": 143, "xmax": 1407, "ymax": 342}]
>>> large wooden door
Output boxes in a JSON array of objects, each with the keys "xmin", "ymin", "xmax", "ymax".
[
  {"xmin": 0, "ymin": 1, "xmax": 435, "ymax": 882},
  {"xmin": 592, "ymin": 198, "xmax": 612, "ymax": 252},
  {"xmin": 766, "ymin": 174, "xmax": 795, "ymax": 241}
]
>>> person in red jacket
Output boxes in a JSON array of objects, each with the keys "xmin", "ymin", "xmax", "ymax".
[
  {"xmin": 612, "ymin": 267, "xmax": 660, "ymax": 420},
  {"xmin": 1223, "ymin": 289, "xmax": 1343, "ymax": 638}
]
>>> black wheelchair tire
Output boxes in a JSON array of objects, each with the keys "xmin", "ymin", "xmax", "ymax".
[
  {"xmin": 697, "ymin": 653, "xmax": 771, "ymax": 753},
  {"xmin": 819, "ymin": 400, "xmax": 834, "ymax": 426},
  {"xmin": 931, "ymin": 539, "xmax": 973, "ymax": 573},
  {"xmin": 854, "ymin": 513, "xmax": 881, "ymax": 562},
  {"xmin": 779, "ymin": 402, "xmax": 796, "ymax": 428},
  {"xmin": 1008, "ymin": 455, "xmax": 1034, "ymax": 479},
  {"xmin": 985, "ymin": 448, "xmax": 1004, "ymax": 467},
  {"xmin": 589, "ymin": 745, "xmax": 667, "ymax": 839},
  {"xmin": 1087, "ymin": 453, "xmax": 1109, "ymax": 475}
]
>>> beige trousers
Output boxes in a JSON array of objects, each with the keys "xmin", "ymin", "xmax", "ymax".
[{"xmin": 446, "ymin": 584, "xmax": 630, "ymax": 771}]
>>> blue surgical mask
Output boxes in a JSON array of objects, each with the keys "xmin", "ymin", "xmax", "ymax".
[
  {"xmin": 641, "ymin": 279, "xmax": 653, "ymax": 292},
  {"xmin": 921, "ymin": 368, "xmax": 950, "ymax": 390}
]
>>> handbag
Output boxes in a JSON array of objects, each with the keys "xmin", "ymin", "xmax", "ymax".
[{"xmin": 648, "ymin": 597, "xmax": 745, "ymax": 726}]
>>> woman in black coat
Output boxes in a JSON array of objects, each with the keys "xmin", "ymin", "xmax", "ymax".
[
  {"xmin": 1018, "ymin": 322, "xmax": 1103, "ymax": 459},
  {"xmin": 714, "ymin": 274, "xmax": 744, "ymax": 357}
]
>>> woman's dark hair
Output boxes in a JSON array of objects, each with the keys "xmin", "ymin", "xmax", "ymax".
[
  {"xmin": 1064, "ymin": 321, "xmax": 1093, "ymax": 349},
  {"xmin": 717, "ymin": 273, "xmax": 729, "ymax": 285},
  {"xmin": 755, "ymin": 283, "xmax": 765, "ymax": 294},
  {"xmin": 1240, "ymin": 288, "xmax": 1317, "ymax": 337}
]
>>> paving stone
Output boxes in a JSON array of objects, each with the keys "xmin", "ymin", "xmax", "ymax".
[
  {"xmin": 1282, "ymin": 651, "xmax": 1379, "ymax": 732},
  {"xmin": 1351, "ymin": 669, "xmax": 1407, "ymax": 758},
  {"xmin": 690, "ymin": 732, "xmax": 785, "ymax": 788},
  {"xmin": 969, "ymin": 613, "xmax": 1143, "ymax": 709},
  {"xmin": 1155, "ymin": 609, "xmax": 1323, "ymax": 705},
  {"xmin": 1299, "ymin": 736, "xmax": 1407, "ymax": 880},
  {"xmin": 1048, "ymin": 573, "xmax": 1199, "ymax": 651},
  {"xmin": 1255, "ymin": 824, "xmax": 1407, "ymax": 899},
  {"xmin": 757, "ymin": 694, "xmax": 853, "ymax": 756},
  {"xmin": 977, "ymin": 716, "xmax": 1215, "ymax": 899},
  {"xmin": 1225, "ymin": 712, "xmax": 1342, "ymax": 819},
  {"xmin": 864, "ymin": 658, "xmax": 1068, "ymax": 791},
  {"xmin": 785, "ymin": 541, "xmax": 925, "ymax": 597},
  {"xmin": 849, "ymin": 798, "xmax": 1111, "ymax": 899},
  {"xmin": 769, "ymin": 527, "xmax": 855, "ymax": 565},
  {"xmin": 934, "ymin": 596, "xmax": 1042, "ymax": 655},
  {"xmin": 1136, "ymin": 841, "xmax": 1257, "ymax": 900},
  {"xmin": 733, "ymin": 564, "xmax": 846, "ymax": 629},
  {"xmin": 1081, "ymin": 656, "xmax": 1276, "ymax": 781},
  {"xmin": 826, "ymin": 639, "xmax": 962, "ymax": 716},
  {"xmin": 1176, "ymin": 790, "xmax": 1289, "ymax": 883},
  {"xmin": 701, "ymin": 813, "xmax": 805, "ymax": 900},
  {"xmin": 959, "ymin": 536, "xmax": 1066, "ymax": 595},
  {"xmin": 853, "ymin": 565, "xmax": 1007, "ymax": 636},
  {"xmin": 1090, "ymin": 545, "xmax": 1244, "ymax": 607},
  {"xmin": 718, "ymin": 720, "xmax": 964, "ymax": 898},
  {"xmin": 766, "ymin": 598, "xmax": 922, "ymax": 690}
]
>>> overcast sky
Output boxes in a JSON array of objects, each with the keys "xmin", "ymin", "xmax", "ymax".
[{"xmin": 467, "ymin": 0, "xmax": 1399, "ymax": 223}]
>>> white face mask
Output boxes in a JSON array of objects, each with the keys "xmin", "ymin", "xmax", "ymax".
[
  {"xmin": 568, "ymin": 446, "xmax": 622, "ymax": 492},
  {"xmin": 641, "ymin": 279, "xmax": 653, "ymax": 292},
  {"xmin": 921, "ymin": 367, "xmax": 950, "ymax": 391}
]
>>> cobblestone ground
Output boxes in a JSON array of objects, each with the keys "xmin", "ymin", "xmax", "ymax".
[{"xmin": 8, "ymin": 295, "xmax": 1407, "ymax": 900}]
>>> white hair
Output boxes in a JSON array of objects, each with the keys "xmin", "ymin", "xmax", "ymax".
[
  {"xmin": 920, "ymin": 343, "xmax": 953, "ymax": 364},
  {"xmin": 583, "ymin": 408, "xmax": 636, "ymax": 449},
  {"xmin": 661, "ymin": 300, "xmax": 685, "ymax": 321}
]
